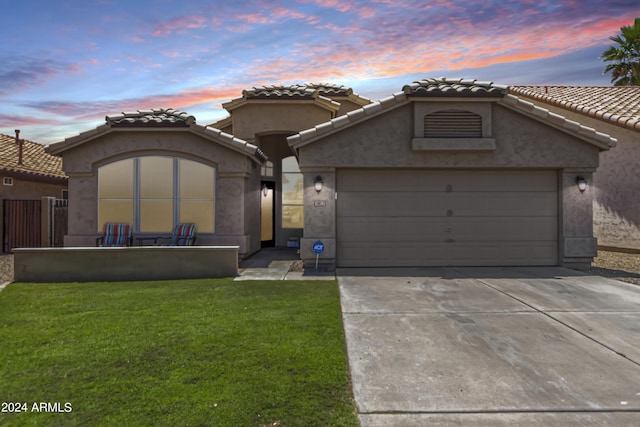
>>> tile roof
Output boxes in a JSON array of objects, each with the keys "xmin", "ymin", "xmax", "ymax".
[
  {"xmin": 190, "ymin": 123, "xmax": 268, "ymax": 163},
  {"xmin": 0, "ymin": 133, "xmax": 67, "ymax": 180},
  {"xmin": 224, "ymin": 84, "xmax": 341, "ymax": 113},
  {"xmin": 403, "ymin": 77, "xmax": 508, "ymax": 97},
  {"xmin": 288, "ymin": 77, "xmax": 616, "ymax": 151},
  {"xmin": 46, "ymin": 110, "xmax": 267, "ymax": 164},
  {"xmin": 242, "ymin": 85, "xmax": 317, "ymax": 99},
  {"xmin": 305, "ymin": 83, "xmax": 354, "ymax": 97},
  {"xmin": 106, "ymin": 108, "xmax": 196, "ymax": 127},
  {"xmin": 509, "ymin": 86, "xmax": 640, "ymax": 132}
]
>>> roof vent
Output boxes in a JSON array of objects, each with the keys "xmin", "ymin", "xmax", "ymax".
[{"xmin": 424, "ymin": 110, "xmax": 482, "ymax": 138}]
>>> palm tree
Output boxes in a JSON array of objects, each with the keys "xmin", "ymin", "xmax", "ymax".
[{"xmin": 601, "ymin": 18, "xmax": 640, "ymax": 86}]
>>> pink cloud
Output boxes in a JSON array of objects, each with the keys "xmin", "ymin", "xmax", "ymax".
[
  {"xmin": 230, "ymin": 13, "xmax": 634, "ymax": 85},
  {"xmin": 0, "ymin": 115, "xmax": 59, "ymax": 128},
  {"xmin": 237, "ymin": 7, "xmax": 320, "ymax": 25},
  {"xmin": 152, "ymin": 15, "xmax": 209, "ymax": 36},
  {"xmin": 21, "ymin": 86, "xmax": 248, "ymax": 123}
]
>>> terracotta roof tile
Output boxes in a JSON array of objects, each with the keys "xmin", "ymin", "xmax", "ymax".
[
  {"xmin": 403, "ymin": 77, "xmax": 508, "ymax": 97},
  {"xmin": 509, "ymin": 86, "xmax": 640, "ymax": 132},
  {"xmin": 0, "ymin": 133, "xmax": 67, "ymax": 180},
  {"xmin": 304, "ymin": 83, "xmax": 353, "ymax": 96},
  {"xmin": 243, "ymin": 85, "xmax": 317, "ymax": 99},
  {"xmin": 106, "ymin": 108, "xmax": 195, "ymax": 127},
  {"xmin": 499, "ymin": 95, "xmax": 616, "ymax": 149}
]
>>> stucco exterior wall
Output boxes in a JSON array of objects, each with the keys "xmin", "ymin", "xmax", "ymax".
[
  {"xmin": 297, "ymin": 101, "xmax": 603, "ymax": 269},
  {"xmin": 231, "ymin": 103, "xmax": 334, "ymax": 142},
  {"xmin": 299, "ymin": 104, "xmax": 600, "ymax": 169},
  {"xmin": 522, "ymin": 105, "xmax": 640, "ymax": 251},
  {"xmin": 59, "ymin": 130, "xmax": 259, "ymax": 256}
]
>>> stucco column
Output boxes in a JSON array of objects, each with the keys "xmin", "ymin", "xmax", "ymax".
[
  {"xmin": 560, "ymin": 169, "xmax": 597, "ymax": 268},
  {"xmin": 64, "ymin": 172, "xmax": 98, "ymax": 247},
  {"xmin": 300, "ymin": 167, "xmax": 336, "ymax": 271},
  {"xmin": 215, "ymin": 171, "xmax": 251, "ymax": 255}
]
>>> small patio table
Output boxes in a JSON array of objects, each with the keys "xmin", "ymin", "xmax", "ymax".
[{"xmin": 135, "ymin": 237, "xmax": 157, "ymax": 246}]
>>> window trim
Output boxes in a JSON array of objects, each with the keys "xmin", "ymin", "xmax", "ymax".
[
  {"xmin": 97, "ymin": 156, "xmax": 216, "ymax": 233},
  {"xmin": 281, "ymin": 156, "xmax": 304, "ymax": 229}
]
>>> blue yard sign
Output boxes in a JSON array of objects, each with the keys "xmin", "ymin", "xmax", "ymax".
[{"xmin": 312, "ymin": 241, "xmax": 325, "ymax": 255}]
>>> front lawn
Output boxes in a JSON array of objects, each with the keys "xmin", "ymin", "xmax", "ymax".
[{"xmin": 0, "ymin": 279, "xmax": 357, "ymax": 426}]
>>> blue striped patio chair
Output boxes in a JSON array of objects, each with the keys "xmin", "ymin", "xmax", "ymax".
[
  {"xmin": 96, "ymin": 223, "xmax": 133, "ymax": 247},
  {"xmin": 153, "ymin": 223, "xmax": 197, "ymax": 246}
]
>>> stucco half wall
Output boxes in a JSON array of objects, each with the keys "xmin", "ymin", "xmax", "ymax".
[
  {"xmin": 291, "ymin": 98, "xmax": 611, "ymax": 270},
  {"xmin": 13, "ymin": 246, "xmax": 238, "ymax": 282}
]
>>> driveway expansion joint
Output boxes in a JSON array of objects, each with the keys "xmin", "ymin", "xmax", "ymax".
[{"xmin": 474, "ymin": 277, "xmax": 640, "ymax": 368}]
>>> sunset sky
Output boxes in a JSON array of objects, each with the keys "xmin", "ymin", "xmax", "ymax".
[{"xmin": 1, "ymin": 0, "xmax": 638, "ymax": 144}]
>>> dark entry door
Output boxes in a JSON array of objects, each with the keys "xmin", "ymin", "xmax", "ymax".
[{"xmin": 260, "ymin": 181, "xmax": 275, "ymax": 247}]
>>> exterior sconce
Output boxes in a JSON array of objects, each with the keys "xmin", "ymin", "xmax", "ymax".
[
  {"xmin": 314, "ymin": 176, "xmax": 323, "ymax": 193},
  {"xmin": 576, "ymin": 176, "xmax": 587, "ymax": 193}
]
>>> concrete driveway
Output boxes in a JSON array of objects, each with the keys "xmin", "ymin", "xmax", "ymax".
[{"xmin": 338, "ymin": 266, "xmax": 640, "ymax": 426}]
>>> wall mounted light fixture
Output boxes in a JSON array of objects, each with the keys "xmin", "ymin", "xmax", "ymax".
[
  {"xmin": 314, "ymin": 176, "xmax": 323, "ymax": 193},
  {"xmin": 576, "ymin": 176, "xmax": 587, "ymax": 193}
]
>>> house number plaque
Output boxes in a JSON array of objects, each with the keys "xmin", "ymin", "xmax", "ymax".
[{"xmin": 313, "ymin": 200, "xmax": 327, "ymax": 207}]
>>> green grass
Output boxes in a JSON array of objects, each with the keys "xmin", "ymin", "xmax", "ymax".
[{"xmin": 0, "ymin": 279, "xmax": 358, "ymax": 427}]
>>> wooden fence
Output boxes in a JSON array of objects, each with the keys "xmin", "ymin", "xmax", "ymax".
[{"xmin": 2, "ymin": 198, "xmax": 68, "ymax": 253}]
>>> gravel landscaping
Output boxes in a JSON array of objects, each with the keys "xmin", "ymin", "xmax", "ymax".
[
  {"xmin": 2, "ymin": 250, "xmax": 640, "ymax": 285},
  {"xmin": 578, "ymin": 249, "xmax": 640, "ymax": 286}
]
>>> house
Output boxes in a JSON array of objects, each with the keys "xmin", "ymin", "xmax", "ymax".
[
  {"xmin": 509, "ymin": 85, "xmax": 640, "ymax": 252},
  {"xmin": 0, "ymin": 132, "xmax": 68, "ymax": 252},
  {"xmin": 47, "ymin": 79, "xmax": 617, "ymax": 269}
]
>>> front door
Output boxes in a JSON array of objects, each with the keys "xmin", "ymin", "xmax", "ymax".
[{"xmin": 260, "ymin": 181, "xmax": 275, "ymax": 247}]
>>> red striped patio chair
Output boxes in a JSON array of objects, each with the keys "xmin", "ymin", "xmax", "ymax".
[
  {"xmin": 96, "ymin": 223, "xmax": 133, "ymax": 247},
  {"xmin": 153, "ymin": 223, "xmax": 197, "ymax": 246}
]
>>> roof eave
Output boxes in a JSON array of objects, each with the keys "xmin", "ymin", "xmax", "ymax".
[
  {"xmin": 46, "ymin": 124, "xmax": 112, "ymax": 156},
  {"xmin": 189, "ymin": 124, "xmax": 267, "ymax": 164},
  {"xmin": 47, "ymin": 123, "xmax": 267, "ymax": 164},
  {"xmin": 287, "ymin": 91, "xmax": 410, "ymax": 154},
  {"xmin": 499, "ymin": 95, "xmax": 617, "ymax": 150},
  {"xmin": 0, "ymin": 168, "xmax": 68, "ymax": 183},
  {"xmin": 509, "ymin": 86, "xmax": 640, "ymax": 132}
]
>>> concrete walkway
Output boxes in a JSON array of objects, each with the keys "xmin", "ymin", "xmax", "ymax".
[
  {"xmin": 338, "ymin": 266, "xmax": 640, "ymax": 426},
  {"xmin": 235, "ymin": 247, "xmax": 334, "ymax": 280}
]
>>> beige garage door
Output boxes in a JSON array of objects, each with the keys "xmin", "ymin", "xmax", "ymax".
[{"xmin": 336, "ymin": 169, "xmax": 558, "ymax": 267}]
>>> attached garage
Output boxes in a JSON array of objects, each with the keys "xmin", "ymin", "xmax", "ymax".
[
  {"xmin": 288, "ymin": 78, "xmax": 616, "ymax": 270},
  {"xmin": 336, "ymin": 169, "xmax": 558, "ymax": 267}
]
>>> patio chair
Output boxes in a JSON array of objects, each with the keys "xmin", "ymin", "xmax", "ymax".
[
  {"xmin": 153, "ymin": 223, "xmax": 197, "ymax": 246},
  {"xmin": 96, "ymin": 223, "xmax": 133, "ymax": 247}
]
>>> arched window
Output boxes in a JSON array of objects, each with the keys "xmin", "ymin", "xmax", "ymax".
[
  {"xmin": 281, "ymin": 156, "xmax": 303, "ymax": 228},
  {"xmin": 98, "ymin": 156, "xmax": 215, "ymax": 233}
]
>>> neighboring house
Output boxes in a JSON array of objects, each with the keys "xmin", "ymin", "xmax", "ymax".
[
  {"xmin": 510, "ymin": 86, "xmax": 640, "ymax": 252},
  {"xmin": 47, "ymin": 79, "xmax": 617, "ymax": 269},
  {"xmin": 0, "ymin": 132, "xmax": 68, "ymax": 252}
]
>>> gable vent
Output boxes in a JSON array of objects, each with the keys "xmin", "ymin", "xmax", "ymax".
[{"xmin": 424, "ymin": 110, "xmax": 482, "ymax": 138}]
